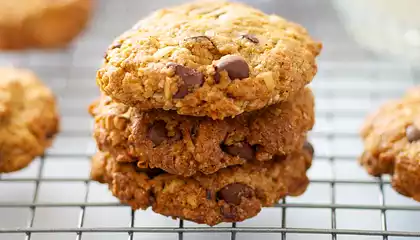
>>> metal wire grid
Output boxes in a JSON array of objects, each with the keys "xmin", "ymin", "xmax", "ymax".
[
  {"xmin": 1, "ymin": 152, "xmax": 420, "ymax": 239},
  {"xmin": 0, "ymin": 65, "xmax": 420, "ymax": 240},
  {"xmin": 1, "ymin": 1, "xmax": 420, "ymax": 240}
]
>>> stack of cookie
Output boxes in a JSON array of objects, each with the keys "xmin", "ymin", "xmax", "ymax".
[{"xmin": 89, "ymin": 1, "xmax": 321, "ymax": 225}]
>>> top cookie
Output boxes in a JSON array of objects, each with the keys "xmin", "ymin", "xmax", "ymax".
[
  {"xmin": 97, "ymin": 0, "xmax": 322, "ymax": 119},
  {"xmin": 0, "ymin": 0, "xmax": 92, "ymax": 49},
  {"xmin": 0, "ymin": 68, "xmax": 59, "ymax": 172}
]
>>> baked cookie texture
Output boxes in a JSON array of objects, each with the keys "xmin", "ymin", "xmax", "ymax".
[
  {"xmin": 91, "ymin": 147, "xmax": 313, "ymax": 226},
  {"xmin": 360, "ymin": 87, "xmax": 420, "ymax": 201},
  {"xmin": 97, "ymin": 0, "xmax": 322, "ymax": 119},
  {"xmin": 0, "ymin": 0, "xmax": 92, "ymax": 49},
  {"xmin": 0, "ymin": 68, "xmax": 59, "ymax": 173},
  {"xmin": 89, "ymin": 88, "xmax": 314, "ymax": 177}
]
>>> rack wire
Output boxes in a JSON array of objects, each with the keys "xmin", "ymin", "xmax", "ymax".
[{"xmin": 1, "ymin": 1, "xmax": 420, "ymax": 240}]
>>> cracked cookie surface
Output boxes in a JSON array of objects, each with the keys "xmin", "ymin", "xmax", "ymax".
[
  {"xmin": 89, "ymin": 88, "xmax": 314, "ymax": 177},
  {"xmin": 91, "ymin": 148, "xmax": 312, "ymax": 226},
  {"xmin": 360, "ymin": 87, "xmax": 420, "ymax": 201},
  {"xmin": 0, "ymin": 68, "xmax": 59, "ymax": 173},
  {"xmin": 97, "ymin": 0, "xmax": 321, "ymax": 119},
  {"xmin": 0, "ymin": 0, "xmax": 92, "ymax": 49}
]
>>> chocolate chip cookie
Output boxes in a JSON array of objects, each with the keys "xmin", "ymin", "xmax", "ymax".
[
  {"xmin": 360, "ymin": 87, "xmax": 420, "ymax": 201},
  {"xmin": 89, "ymin": 88, "xmax": 314, "ymax": 177},
  {"xmin": 0, "ymin": 68, "xmax": 59, "ymax": 173},
  {"xmin": 91, "ymin": 147, "xmax": 313, "ymax": 226},
  {"xmin": 0, "ymin": 0, "xmax": 92, "ymax": 49},
  {"xmin": 97, "ymin": 0, "xmax": 322, "ymax": 119}
]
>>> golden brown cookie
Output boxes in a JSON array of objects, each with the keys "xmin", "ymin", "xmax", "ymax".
[
  {"xmin": 91, "ymin": 147, "xmax": 313, "ymax": 226},
  {"xmin": 97, "ymin": 0, "xmax": 321, "ymax": 119},
  {"xmin": 89, "ymin": 88, "xmax": 314, "ymax": 177},
  {"xmin": 0, "ymin": 0, "xmax": 92, "ymax": 49},
  {"xmin": 360, "ymin": 87, "xmax": 420, "ymax": 201},
  {"xmin": 0, "ymin": 68, "xmax": 59, "ymax": 173}
]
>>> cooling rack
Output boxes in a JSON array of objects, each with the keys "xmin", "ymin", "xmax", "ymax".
[{"xmin": 1, "ymin": 0, "xmax": 420, "ymax": 240}]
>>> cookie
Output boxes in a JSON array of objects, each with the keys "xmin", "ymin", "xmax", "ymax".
[
  {"xmin": 97, "ymin": 0, "xmax": 321, "ymax": 119},
  {"xmin": 89, "ymin": 88, "xmax": 314, "ymax": 177},
  {"xmin": 91, "ymin": 147, "xmax": 313, "ymax": 226},
  {"xmin": 360, "ymin": 87, "xmax": 420, "ymax": 201},
  {"xmin": 0, "ymin": 68, "xmax": 59, "ymax": 173},
  {"xmin": 0, "ymin": 0, "xmax": 92, "ymax": 49}
]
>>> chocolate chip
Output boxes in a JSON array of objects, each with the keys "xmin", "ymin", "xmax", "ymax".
[
  {"xmin": 273, "ymin": 154, "xmax": 287, "ymax": 162},
  {"xmin": 241, "ymin": 34, "xmax": 259, "ymax": 44},
  {"xmin": 222, "ymin": 142, "xmax": 255, "ymax": 161},
  {"xmin": 406, "ymin": 125, "xmax": 420, "ymax": 142},
  {"xmin": 110, "ymin": 43, "xmax": 122, "ymax": 49},
  {"xmin": 173, "ymin": 85, "xmax": 189, "ymax": 99},
  {"xmin": 206, "ymin": 190, "xmax": 213, "ymax": 200},
  {"xmin": 215, "ymin": 55, "xmax": 249, "ymax": 80},
  {"xmin": 303, "ymin": 141, "xmax": 314, "ymax": 157},
  {"xmin": 167, "ymin": 63, "xmax": 204, "ymax": 98},
  {"xmin": 134, "ymin": 165, "xmax": 165, "ymax": 178},
  {"xmin": 147, "ymin": 168, "xmax": 165, "ymax": 178},
  {"xmin": 220, "ymin": 206, "xmax": 236, "ymax": 219},
  {"xmin": 190, "ymin": 123, "xmax": 199, "ymax": 140},
  {"xmin": 45, "ymin": 131, "xmax": 56, "ymax": 139},
  {"xmin": 214, "ymin": 72, "xmax": 221, "ymax": 84},
  {"xmin": 184, "ymin": 36, "xmax": 216, "ymax": 48},
  {"xmin": 217, "ymin": 183, "xmax": 254, "ymax": 205},
  {"xmin": 147, "ymin": 120, "xmax": 168, "ymax": 146},
  {"xmin": 149, "ymin": 192, "xmax": 156, "ymax": 205},
  {"xmin": 172, "ymin": 128, "xmax": 182, "ymax": 141}
]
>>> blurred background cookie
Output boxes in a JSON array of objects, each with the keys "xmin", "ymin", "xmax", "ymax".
[
  {"xmin": 0, "ymin": 0, "xmax": 93, "ymax": 49},
  {"xmin": 360, "ymin": 87, "xmax": 420, "ymax": 201},
  {"xmin": 0, "ymin": 67, "xmax": 59, "ymax": 173}
]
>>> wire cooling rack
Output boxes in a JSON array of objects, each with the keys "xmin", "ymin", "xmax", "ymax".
[{"xmin": 1, "ymin": 1, "xmax": 420, "ymax": 240}]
